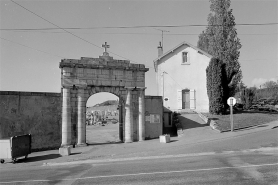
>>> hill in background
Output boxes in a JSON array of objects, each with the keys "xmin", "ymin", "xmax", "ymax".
[
  {"xmin": 93, "ymin": 100, "xmax": 119, "ymax": 107},
  {"xmin": 87, "ymin": 100, "xmax": 119, "ymax": 116}
]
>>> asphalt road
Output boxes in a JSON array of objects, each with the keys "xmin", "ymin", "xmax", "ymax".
[
  {"xmin": 1, "ymin": 122, "xmax": 277, "ymax": 184},
  {"xmin": 0, "ymin": 148, "xmax": 277, "ymax": 185}
]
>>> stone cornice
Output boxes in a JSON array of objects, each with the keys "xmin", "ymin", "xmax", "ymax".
[{"xmin": 60, "ymin": 57, "xmax": 149, "ymax": 72}]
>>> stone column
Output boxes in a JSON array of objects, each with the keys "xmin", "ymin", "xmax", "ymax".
[
  {"xmin": 77, "ymin": 88, "xmax": 86, "ymax": 146},
  {"xmin": 138, "ymin": 88, "xmax": 146, "ymax": 141},
  {"xmin": 118, "ymin": 103, "xmax": 123, "ymax": 142},
  {"xmin": 61, "ymin": 88, "xmax": 71, "ymax": 146},
  {"xmin": 124, "ymin": 88, "xmax": 133, "ymax": 143}
]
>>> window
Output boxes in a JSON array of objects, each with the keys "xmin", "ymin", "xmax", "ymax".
[{"xmin": 182, "ymin": 52, "xmax": 189, "ymax": 64}]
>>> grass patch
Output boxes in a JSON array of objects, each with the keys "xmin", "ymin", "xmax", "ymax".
[{"xmin": 204, "ymin": 111, "xmax": 278, "ymax": 132}]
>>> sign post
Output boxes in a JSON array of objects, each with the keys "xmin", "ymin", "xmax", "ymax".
[
  {"xmin": 164, "ymin": 97, "xmax": 169, "ymax": 108},
  {"xmin": 227, "ymin": 97, "xmax": 236, "ymax": 132}
]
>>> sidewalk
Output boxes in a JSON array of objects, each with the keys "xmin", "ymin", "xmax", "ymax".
[{"xmin": 1, "ymin": 115, "xmax": 278, "ymax": 168}]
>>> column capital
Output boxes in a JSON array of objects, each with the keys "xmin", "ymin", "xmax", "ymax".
[
  {"xmin": 124, "ymin": 87, "xmax": 136, "ymax": 91},
  {"xmin": 62, "ymin": 85, "xmax": 86, "ymax": 90},
  {"xmin": 61, "ymin": 86, "xmax": 72, "ymax": 89},
  {"xmin": 124, "ymin": 87, "xmax": 147, "ymax": 91},
  {"xmin": 137, "ymin": 87, "xmax": 147, "ymax": 91}
]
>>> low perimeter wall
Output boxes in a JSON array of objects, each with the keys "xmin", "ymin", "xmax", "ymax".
[
  {"xmin": 0, "ymin": 91, "xmax": 62, "ymax": 151},
  {"xmin": 0, "ymin": 91, "xmax": 163, "ymax": 150}
]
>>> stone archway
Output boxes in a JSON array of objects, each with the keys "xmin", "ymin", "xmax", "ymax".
[
  {"xmin": 59, "ymin": 43, "xmax": 148, "ymax": 147},
  {"xmin": 85, "ymin": 92, "xmax": 121, "ymax": 144}
]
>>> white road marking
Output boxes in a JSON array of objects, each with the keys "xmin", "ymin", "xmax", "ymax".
[
  {"xmin": 1, "ymin": 162, "xmax": 278, "ymax": 184},
  {"xmin": 43, "ymin": 152, "xmax": 217, "ymax": 166},
  {"xmin": 43, "ymin": 147, "xmax": 278, "ymax": 167}
]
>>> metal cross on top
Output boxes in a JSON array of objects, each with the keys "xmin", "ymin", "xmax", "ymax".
[{"xmin": 102, "ymin": 42, "xmax": 110, "ymax": 53}]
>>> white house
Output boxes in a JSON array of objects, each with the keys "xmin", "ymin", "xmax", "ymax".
[{"xmin": 153, "ymin": 41, "xmax": 212, "ymax": 112}]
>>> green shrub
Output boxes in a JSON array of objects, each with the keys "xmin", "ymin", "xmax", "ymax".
[
  {"xmin": 240, "ymin": 88, "xmax": 255, "ymax": 110},
  {"xmin": 206, "ymin": 58, "xmax": 225, "ymax": 114},
  {"xmin": 254, "ymin": 87, "xmax": 278, "ymax": 101}
]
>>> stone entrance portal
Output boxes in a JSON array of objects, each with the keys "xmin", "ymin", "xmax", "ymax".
[{"xmin": 59, "ymin": 43, "xmax": 149, "ymax": 147}]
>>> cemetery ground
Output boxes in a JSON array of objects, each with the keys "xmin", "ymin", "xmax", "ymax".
[
  {"xmin": 86, "ymin": 118, "xmax": 120, "ymax": 145},
  {"xmin": 204, "ymin": 110, "xmax": 278, "ymax": 132}
]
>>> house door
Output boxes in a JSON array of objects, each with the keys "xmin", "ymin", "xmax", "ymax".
[{"xmin": 182, "ymin": 90, "xmax": 190, "ymax": 109}]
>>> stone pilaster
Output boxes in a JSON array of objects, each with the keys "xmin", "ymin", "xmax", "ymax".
[
  {"xmin": 138, "ymin": 88, "xmax": 146, "ymax": 141},
  {"xmin": 124, "ymin": 88, "xmax": 133, "ymax": 143},
  {"xmin": 77, "ymin": 88, "xmax": 87, "ymax": 146},
  {"xmin": 118, "ymin": 103, "xmax": 123, "ymax": 142},
  {"xmin": 61, "ymin": 88, "xmax": 71, "ymax": 147}
]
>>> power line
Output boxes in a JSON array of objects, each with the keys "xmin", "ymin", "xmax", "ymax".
[
  {"xmin": 7, "ymin": 0, "xmax": 277, "ymax": 89},
  {"xmin": 9, "ymin": 0, "xmax": 135, "ymax": 62},
  {"xmin": 3, "ymin": 30, "xmax": 277, "ymax": 36},
  {"xmin": 1, "ymin": 37, "xmax": 66, "ymax": 58},
  {"xmin": 5, "ymin": 1, "xmax": 278, "ymax": 65},
  {"xmin": 9, "ymin": 0, "xmax": 103, "ymax": 51},
  {"xmin": 2, "ymin": 34, "xmax": 275, "ymax": 88},
  {"xmin": 9, "ymin": 0, "xmax": 159, "ymax": 72},
  {"xmin": 1, "ymin": 22, "xmax": 277, "ymax": 31}
]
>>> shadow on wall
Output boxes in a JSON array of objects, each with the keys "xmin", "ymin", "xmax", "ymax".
[{"xmin": 178, "ymin": 116, "xmax": 208, "ymax": 129}]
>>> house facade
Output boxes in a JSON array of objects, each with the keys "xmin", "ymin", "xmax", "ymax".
[{"xmin": 154, "ymin": 41, "xmax": 212, "ymax": 112}]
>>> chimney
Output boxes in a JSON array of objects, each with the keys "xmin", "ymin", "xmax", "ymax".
[{"xmin": 158, "ymin": 42, "xmax": 163, "ymax": 57}]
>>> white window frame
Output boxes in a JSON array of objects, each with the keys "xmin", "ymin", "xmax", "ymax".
[{"xmin": 181, "ymin": 52, "xmax": 190, "ymax": 65}]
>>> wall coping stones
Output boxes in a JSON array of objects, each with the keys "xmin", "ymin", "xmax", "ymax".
[{"xmin": 0, "ymin": 91, "xmax": 61, "ymax": 97}]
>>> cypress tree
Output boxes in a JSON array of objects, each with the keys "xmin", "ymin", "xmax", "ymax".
[
  {"xmin": 206, "ymin": 58, "xmax": 225, "ymax": 114},
  {"xmin": 198, "ymin": 0, "xmax": 242, "ymax": 106}
]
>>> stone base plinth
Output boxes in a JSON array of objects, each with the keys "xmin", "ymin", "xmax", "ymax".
[
  {"xmin": 160, "ymin": 135, "xmax": 170, "ymax": 143},
  {"xmin": 59, "ymin": 146, "xmax": 71, "ymax": 156},
  {"xmin": 76, "ymin": 143, "xmax": 88, "ymax": 147}
]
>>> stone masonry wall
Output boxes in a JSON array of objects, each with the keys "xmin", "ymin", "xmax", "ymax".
[
  {"xmin": 60, "ymin": 56, "xmax": 149, "ymax": 143},
  {"xmin": 0, "ymin": 91, "xmax": 62, "ymax": 151},
  {"xmin": 145, "ymin": 96, "xmax": 163, "ymax": 139},
  {"xmin": 60, "ymin": 57, "xmax": 147, "ymax": 88}
]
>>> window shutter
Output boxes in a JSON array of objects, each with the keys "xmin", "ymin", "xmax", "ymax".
[
  {"xmin": 190, "ymin": 89, "xmax": 196, "ymax": 109},
  {"xmin": 177, "ymin": 89, "xmax": 182, "ymax": 109}
]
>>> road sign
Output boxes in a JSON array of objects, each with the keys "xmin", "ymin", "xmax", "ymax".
[
  {"xmin": 227, "ymin": 97, "xmax": 236, "ymax": 132},
  {"xmin": 227, "ymin": 97, "xmax": 237, "ymax": 106}
]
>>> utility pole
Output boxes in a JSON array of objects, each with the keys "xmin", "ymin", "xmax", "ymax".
[
  {"xmin": 162, "ymin": 71, "xmax": 168, "ymax": 99},
  {"xmin": 154, "ymin": 29, "xmax": 169, "ymax": 48}
]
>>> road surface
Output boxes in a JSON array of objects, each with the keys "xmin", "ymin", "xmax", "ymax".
[{"xmin": 0, "ymin": 148, "xmax": 277, "ymax": 185}]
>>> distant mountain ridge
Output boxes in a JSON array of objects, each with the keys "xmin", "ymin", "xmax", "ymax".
[{"xmin": 93, "ymin": 100, "xmax": 119, "ymax": 107}]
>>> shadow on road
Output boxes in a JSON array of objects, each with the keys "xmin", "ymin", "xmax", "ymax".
[
  {"xmin": 86, "ymin": 141, "xmax": 123, "ymax": 146},
  {"xmin": 16, "ymin": 154, "xmax": 61, "ymax": 163},
  {"xmin": 169, "ymin": 140, "xmax": 178, "ymax": 143}
]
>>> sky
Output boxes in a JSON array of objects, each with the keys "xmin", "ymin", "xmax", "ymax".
[{"xmin": 0, "ymin": 0, "xmax": 277, "ymax": 106}]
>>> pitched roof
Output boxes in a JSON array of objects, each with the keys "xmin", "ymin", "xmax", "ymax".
[{"xmin": 153, "ymin": 41, "xmax": 213, "ymax": 63}]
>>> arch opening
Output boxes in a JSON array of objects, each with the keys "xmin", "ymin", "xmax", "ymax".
[{"xmin": 86, "ymin": 92, "xmax": 122, "ymax": 145}]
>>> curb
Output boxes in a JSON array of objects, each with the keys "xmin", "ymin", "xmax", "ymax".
[
  {"xmin": 195, "ymin": 111, "xmax": 278, "ymax": 133},
  {"xmin": 195, "ymin": 111, "xmax": 222, "ymax": 132},
  {"xmin": 43, "ymin": 147, "xmax": 278, "ymax": 167}
]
